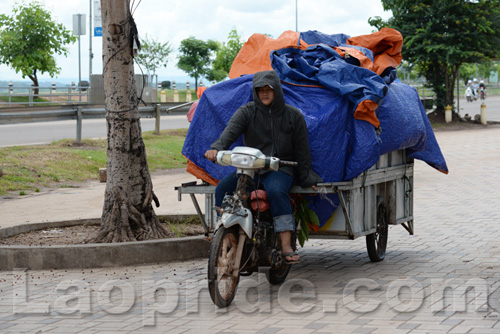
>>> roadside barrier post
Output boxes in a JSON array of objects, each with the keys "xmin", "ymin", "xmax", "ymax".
[
  {"xmin": 8, "ymin": 82, "xmax": 13, "ymax": 107},
  {"xmin": 29, "ymin": 85, "xmax": 34, "ymax": 107},
  {"xmin": 186, "ymin": 81, "xmax": 191, "ymax": 102},
  {"xmin": 51, "ymin": 82, "xmax": 56, "ymax": 104},
  {"xmin": 480, "ymin": 103, "xmax": 487, "ymax": 125},
  {"xmin": 173, "ymin": 81, "xmax": 179, "ymax": 102},
  {"xmin": 76, "ymin": 106, "xmax": 83, "ymax": 143},
  {"xmin": 445, "ymin": 105, "xmax": 452, "ymax": 123},
  {"xmin": 155, "ymin": 104, "xmax": 161, "ymax": 135}
]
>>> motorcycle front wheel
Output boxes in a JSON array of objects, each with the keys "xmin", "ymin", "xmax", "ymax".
[{"xmin": 208, "ymin": 226, "xmax": 241, "ymax": 308}]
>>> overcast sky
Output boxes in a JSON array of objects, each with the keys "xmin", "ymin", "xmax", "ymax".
[{"xmin": 0, "ymin": 0, "xmax": 392, "ymax": 83}]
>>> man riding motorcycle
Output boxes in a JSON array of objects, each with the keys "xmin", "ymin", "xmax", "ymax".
[{"xmin": 204, "ymin": 70, "xmax": 322, "ymax": 264}]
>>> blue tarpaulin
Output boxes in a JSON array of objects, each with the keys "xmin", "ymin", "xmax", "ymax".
[
  {"xmin": 183, "ymin": 77, "xmax": 447, "ymax": 184},
  {"xmin": 181, "ymin": 30, "xmax": 448, "ymax": 226}
]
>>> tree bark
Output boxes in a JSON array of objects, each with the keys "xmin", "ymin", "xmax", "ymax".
[
  {"xmin": 28, "ymin": 70, "xmax": 39, "ymax": 97},
  {"xmin": 92, "ymin": 0, "xmax": 168, "ymax": 243}
]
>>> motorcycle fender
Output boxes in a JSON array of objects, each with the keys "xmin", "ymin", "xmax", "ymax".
[{"xmin": 217, "ymin": 209, "xmax": 253, "ymax": 238}]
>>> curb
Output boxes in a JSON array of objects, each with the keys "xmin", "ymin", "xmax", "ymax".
[{"xmin": 0, "ymin": 216, "xmax": 211, "ymax": 270}]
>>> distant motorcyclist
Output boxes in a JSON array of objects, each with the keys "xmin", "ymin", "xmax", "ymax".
[
  {"xmin": 465, "ymin": 80, "xmax": 475, "ymax": 102},
  {"xmin": 465, "ymin": 82, "xmax": 473, "ymax": 103},
  {"xmin": 472, "ymin": 78, "xmax": 479, "ymax": 98},
  {"xmin": 479, "ymin": 80, "xmax": 486, "ymax": 100}
]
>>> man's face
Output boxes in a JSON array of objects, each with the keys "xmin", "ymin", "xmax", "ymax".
[{"xmin": 256, "ymin": 85, "xmax": 275, "ymax": 106}]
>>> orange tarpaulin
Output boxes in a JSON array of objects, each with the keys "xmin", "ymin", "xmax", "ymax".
[
  {"xmin": 228, "ymin": 28, "xmax": 403, "ymax": 128},
  {"xmin": 230, "ymin": 28, "xmax": 402, "ymax": 79},
  {"xmin": 346, "ymin": 27, "xmax": 403, "ymax": 76},
  {"xmin": 186, "ymin": 159, "xmax": 218, "ymax": 185},
  {"xmin": 228, "ymin": 31, "xmax": 309, "ymax": 79}
]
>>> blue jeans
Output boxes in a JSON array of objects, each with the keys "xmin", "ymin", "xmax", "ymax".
[{"xmin": 215, "ymin": 171, "xmax": 295, "ymax": 232}]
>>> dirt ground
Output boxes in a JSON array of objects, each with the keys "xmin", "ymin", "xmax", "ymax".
[
  {"xmin": 427, "ymin": 110, "xmax": 500, "ymax": 131},
  {"xmin": 0, "ymin": 218, "xmax": 206, "ymax": 246}
]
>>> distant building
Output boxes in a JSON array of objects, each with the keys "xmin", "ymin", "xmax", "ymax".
[{"xmin": 489, "ymin": 70, "xmax": 498, "ymax": 83}]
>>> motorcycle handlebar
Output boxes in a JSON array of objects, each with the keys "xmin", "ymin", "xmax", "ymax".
[{"xmin": 279, "ymin": 160, "xmax": 298, "ymax": 167}]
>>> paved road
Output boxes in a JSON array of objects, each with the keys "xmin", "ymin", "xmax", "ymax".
[
  {"xmin": 1, "ymin": 95, "xmax": 499, "ymax": 147},
  {"xmin": 0, "ymin": 115, "xmax": 191, "ymax": 147},
  {"xmin": 456, "ymin": 95, "xmax": 500, "ymax": 121},
  {"xmin": 0, "ymin": 127, "xmax": 499, "ymax": 333}
]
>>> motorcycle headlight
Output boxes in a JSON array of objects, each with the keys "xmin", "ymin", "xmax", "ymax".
[{"xmin": 231, "ymin": 154, "xmax": 256, "ymax": 168}]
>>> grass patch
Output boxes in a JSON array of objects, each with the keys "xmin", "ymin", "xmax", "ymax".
[
  {"xmin": 159, "ymin": 216, "xmax": 204, "ymax": 237},
  {"xmin": 0, "ymin": 129, "xmax": 188, "ymax": 196},
  {"xmin": 0, "ymin": 95, "xmax": 48, "ymax": 104}
]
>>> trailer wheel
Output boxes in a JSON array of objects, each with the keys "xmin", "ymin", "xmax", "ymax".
[{"xmin": 366, "ymin": 202, "xmax": 388, "ymax": 262}]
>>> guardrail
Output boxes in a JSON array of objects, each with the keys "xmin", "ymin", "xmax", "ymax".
[
  {"xmin": 0, "ymin": 102, "xmax": 195, "ymax": 143},
  {"xmin": 0, "ymin": 85, "xmax": 90, "ymax": 106}
]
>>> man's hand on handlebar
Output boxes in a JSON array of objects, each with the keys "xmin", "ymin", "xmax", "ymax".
[{"xmin": 204, "ymin": 149, "xmax": 218, "ymax": 162}]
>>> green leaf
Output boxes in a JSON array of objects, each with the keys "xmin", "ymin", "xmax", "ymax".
[
  {"xmin": 0, "ymin": 1, "xmax": 76, "ymax": 85},
  {"xmin": 135, "ymin": 35, "xmax": 173, "ymax": 76},
  {"xmin": 177, "ymin": 36, "xmax": 219, "ymax": 89},
  {"xmin": 294, "ymin": 196, "xmax": 318, "ymax": 248},
  {"xmin": 374, "ymin": 0, "xmax": 500, "ymax": 112},
  {"xmin": 305, "ymin": 206, "xmax": 320, "ymax": 226},
  {"xmin": 298, "ymin": 225, "xmax": 308, "ymax": 248}
]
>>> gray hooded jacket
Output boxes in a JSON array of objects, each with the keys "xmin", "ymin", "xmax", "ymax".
[{"xmin": 211, "ymin": 70, "xmax": 322, "ymax": 187}]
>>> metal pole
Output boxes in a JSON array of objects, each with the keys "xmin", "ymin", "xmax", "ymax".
[
  {"xmin": 154, "ymin": 104, "xmax": 161, "ymax": 135},
  {"xmin": 78, "ymin": 15, "xmax": 82, "ymax": 88},
  {"xmin": 89, "ymin": 0, "xmax": 92, "ymax": 80},
  {"xmin": 295, "ymin": 0, "xmax": 298, "ymax": 32},
  {"xmin": 76, "ymin": 106, "xmax": 83, "ymax": 143}
]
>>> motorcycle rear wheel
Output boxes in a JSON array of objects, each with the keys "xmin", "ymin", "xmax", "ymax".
[
  {"xmin": 266, "ymin": 260, "xmax": 291, "ymax": 285},
  {"xmin": 208, "ymin": 226, "xmax": 241, "ymax": 308},
  {"xmin": 265, "ymin": 235, "xmax": 292, "ymax": 284}
]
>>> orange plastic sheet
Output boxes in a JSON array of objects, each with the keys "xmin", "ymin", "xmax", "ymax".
[
  {"xmin": 346, "ymin": 27, "xmax": 403, "ymax": 76},
  {"xmin": 228, "ymin": 28, "xmax": 403, "ymax": 128},
  {"xmin": 332, "ymin": 46, "xmax": 375, "ymax": 73},
  {"xmin": 228, "ymin": 31, "xmax": 309, "ymax": 79},
  {"xmin": 186, "ymin": 159, "xmax": 219, "ymax": 186},
  {"xmin": 354, "ymin": 100, "xmax": 381, "ymax": 128}
]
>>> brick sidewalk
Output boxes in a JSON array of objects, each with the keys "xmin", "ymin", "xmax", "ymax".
[{"xmin": 0, "ymin": 128, "xmax": 499, "ymax": 333}]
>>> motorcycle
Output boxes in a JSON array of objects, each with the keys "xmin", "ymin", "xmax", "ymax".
[
  {"xmin": 207, "ymin": 146, "xmax": 298, "ymax": 308},
  {"xmin": 480, "ymin": 87, "xmax": 486, "ymax": 100}
]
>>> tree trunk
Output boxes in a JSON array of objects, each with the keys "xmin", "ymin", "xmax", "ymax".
[
  {"xmin": 28, "ymin": 71, "xmax": 39, "ymax": 97},
  {"xmin": 92, "ymin": 0, "xmax": 168, "ymax": 243}
]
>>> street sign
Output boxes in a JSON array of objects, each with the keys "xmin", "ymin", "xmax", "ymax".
[
  {"xmin": 73, "ymin": 14, "xmax": 86, "ymax": 36},
  {"xmin": 94, "ymin": 0, "xmax": 102, "ymax": 37}
]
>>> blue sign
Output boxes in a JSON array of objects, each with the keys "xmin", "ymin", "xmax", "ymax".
[{"xmin": 94, "ymin": 27, "xmax": 102, "ymax": 37}]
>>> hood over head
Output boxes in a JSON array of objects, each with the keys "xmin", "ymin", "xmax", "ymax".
[{"xmin": 252, "ymin": 70, "xmax": 285, "ymax": 113}]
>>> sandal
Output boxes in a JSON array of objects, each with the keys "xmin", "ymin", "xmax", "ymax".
[{"xmin": 283, "ymin": 252, "xmax": 301, "ymax": 264}]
